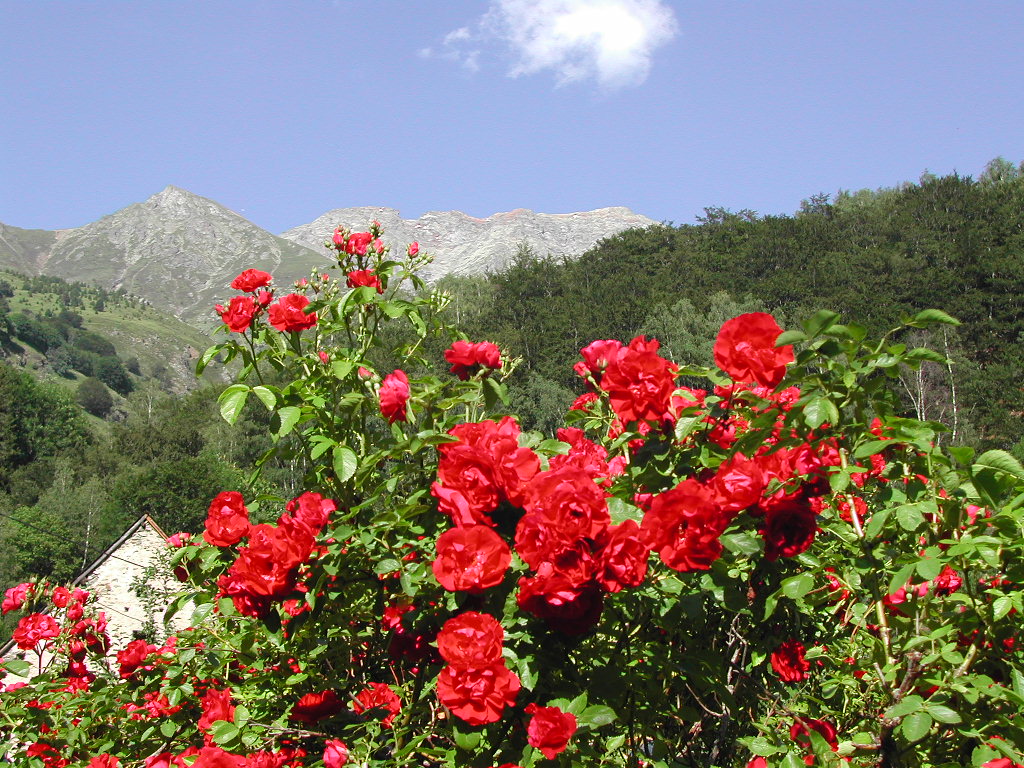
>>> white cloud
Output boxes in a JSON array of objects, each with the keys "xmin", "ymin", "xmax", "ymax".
[{"xmin": 435, "ymin": 0, "xmax": 678, "ymax": 89}]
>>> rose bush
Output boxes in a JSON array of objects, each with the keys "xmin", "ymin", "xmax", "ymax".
[{"xmin": 3, "ymin": 224, "xmax": 1024, "ymax": 768}]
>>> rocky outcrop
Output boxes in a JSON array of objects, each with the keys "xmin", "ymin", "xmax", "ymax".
[{"xmin": 280, "ymin": 206, "xmax": 658, "ymax": 282}]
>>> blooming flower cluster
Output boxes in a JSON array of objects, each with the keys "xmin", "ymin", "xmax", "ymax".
[{"xmin": 215, "ymin": 492, "xmax": 336, "ymax": 617}]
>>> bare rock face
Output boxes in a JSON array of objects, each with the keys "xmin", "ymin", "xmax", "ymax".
[
  {"xmin": 39, "ymin": 186, "xmax": 323, "ymax": 327},
  {"xmin": 280, "ymin": 206, "xmax": 658, "ymax": 281}
]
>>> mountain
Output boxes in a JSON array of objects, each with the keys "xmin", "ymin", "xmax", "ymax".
[
  {"xmin": 0, "ymin": 188, "xmax": 657, "ymax": 327},
  {"xmin": 31, "ymin": 187, "xmax": 324, "ymax": 327},
  {"xmin": 280, "ymin": 206, "xmax": 658, "ymax": 282}
]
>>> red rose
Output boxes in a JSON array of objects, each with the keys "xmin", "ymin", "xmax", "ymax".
[
  {"xmin": 522, "ymin": 467, "xmax": 611, "ymax": 544},
  {"xmin": 13, "ymin": 613, "xmax": 60, "ymax": 650},
  {"xmin": 432, "ymin": 454, "xmax": 502, "ymax": 528},
  {"xmin": 230, "ymin": 269, "xmax": 272, "ymax": 292},
  {"xmin": 550, "ymin": 428, "xmax": 625, "ymax": 487},
  {"xmin": 407, "ymin": 241, "xmax": 419, "ymax": 257},
  {"xmin": 433, "ymin": 525, "xmax": 512, "ymax": 593},
  {"xmin": 268, "ymin": 293, "xmax": 317, "ymax": 332},
  {"xmin": 770, "ymin": 639, "xmax": 810, "ymax": 683},
  {"xmin": 525, "ymin": 703, "xmax": 577, "ymax": 759},
  {"xmin": 284, "ymin": 491, "xmax": 336, "ymax": 534},
  {"xmin": 931, "ymin": 565, "xmax": 963, "ymax": 596},
  {"xmin": 641, "ymin": 479, "xmax": 728, "ymax": 572},
  {"xmin": 290, "ymin": 690, "xmax": 344, "ymax": 724},
  {"xmin": 345, "ymin": 231, "xmax": 373, "ymax": 255},
  {"xmin": 188, "ymin": 747, "xmax": 246, "ymax": 768},
  {"xmin": 516, "ymin": 571, "xmax": 604, "ymax": 635},
  {"xmin": 575, "ymin": 339, "xmax": 623, "ymax": 381},
  {"xmin": 762, "ymin": 498, "xmax": 818, "ymax": 561},
  {"xmin": 596, "ymin": 520, "xmax": 650, "ymax": 592},
  {"xmin": 323, "ymin": 740, "xmax": 349, "ymax": 768},
  {"xmin": 352, "ymin": 682, "xmax": 401, "ymax": 727},
  {"xmin": 599, "ymin": 335, "xmax": 678, "ymax": 425},
  {"xmin": 3, "ymin": 582, "xmax": 31, "ymax": 615},
  {"xmin": 790, "ymin": 717, "xmax": 838, "ymax": 752},
  {"xmin": 116, "ymin": 638, "xmax": 157, "ymax": 678},
  {"xmin": 444, "ymin": 340, "xmax": 502, "ymax": 380},
  {"xmin": 347, "ymin": 269, "xmax": 383, "ymax": 293},
  {"xmin": 379, "ymin": 370, "xmax": 410, "ymax": 423},
  {"xmin": 714, "ymin": 313, "xmax": 794, "ymax": 388},
  {"xmin": 437, "ymin": 611, "xmax": 504, "ymax": 668},
  {"xmin": 203, "ymin": 491, "xmax": 251, "ymax": 547},
  {"xmin": 431, "ymin": 418, "xmax": 539, "ymax": 526},
  {"xmin": 219, "ymin": 295, "xmax": 258, "ymax": 333},
  {"xmin": 436, "ymin": 663, "xmax": 521, "ymax": 725},
  {"xmin": 87, "ymin": 755, "xmax": 119, "ymax": 768},
  {"xmin": 710, "ymin": 453, "xmax": 765, "ymax": 515},
  {"xmin": 197, "ymin": 688, "xmax": 235, "ymax": 733}
]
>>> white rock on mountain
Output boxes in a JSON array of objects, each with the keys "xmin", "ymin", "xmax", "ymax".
[{"xmin": 279, "ymin": 206, "xmax": 658, "ymax": 281}]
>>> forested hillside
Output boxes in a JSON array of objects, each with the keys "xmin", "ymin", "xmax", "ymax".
[{"xmin": 443, "ymin": 160, "xmax": 1024, "ymax": 448}]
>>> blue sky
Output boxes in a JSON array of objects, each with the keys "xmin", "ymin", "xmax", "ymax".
[{"xmin": 2, "ymin": 1, "xmax": 1022, "ymax": 233}]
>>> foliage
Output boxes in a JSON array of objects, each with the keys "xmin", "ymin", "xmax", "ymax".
[
  {"xmin": 3, "ymin": 226, "xmax": 1024, "ymax": 768},
  {"xmin": 76, "ymin": 376, "xmax": 114, "ymax": 418},
  {"xmin": 0, "ymin": 361, "xmax": 91, "ymax": 487}
]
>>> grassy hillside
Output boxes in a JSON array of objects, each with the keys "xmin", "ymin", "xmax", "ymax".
[{"xmin": 1, "ymin": 270, "xmax": 225, "ymax": 397}]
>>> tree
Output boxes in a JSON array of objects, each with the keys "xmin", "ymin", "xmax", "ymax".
[{"xmin": 76, "ymin": 376, "xmax": 113, "ymax": 418}]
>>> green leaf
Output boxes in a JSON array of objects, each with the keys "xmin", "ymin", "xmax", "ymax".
[
  {"xmin": 885, "ymin": 694, "xmax": 923, "ymax": 719},
  {"xmin": 975, "ymin": 450, "xmax": 1024, "ymax": 482},
  {"xmin": 776, "ymin": 329, "xmax": 807, "ymax": 346},
  {"xmin": 210, "ymin": 720, "xmax": 240, "ymax": 747},
  {"xmin": 331, "ymin": 360, "xmax": 354, "ymax": 380},
  {"xmin": 916, "ymin": 557, "xmax": 943, "ymax": 580},
  {"xmin": 250, "ymin": 385, "xmax": 277, "ymax": 410},
  {"xmin": 197, "ymin": 343, "xmax": 229, "ymax": 375},
  {"xmin": 896, "ymin": 504, "xmax": 925, "ymax": 531},
  {"xmin": 453, "ymin": 726, "xmax": 481, "ymax": 752},
  {"xmin": 375, "ymin": 558, "xmax": 401, "ymax": 575},
  {"xmin": 747, "ymin": 737, "xmax": 782, "ymax": 757},
  {"xmin": 276, "ymin": 406, "xmax": 302, "ymax": 437},
  {"xmin": 904, "ymin": 347, "xmax": 948, "ymax": 364},
  {"xmin": 888, "ymin": 562, "xmax": 917, "ymax": 595},
  {"xmin": 925, "ymin": 704, "xmax": 961, "ymax": 724},
  {"xmin": 332, "ymin": 445, "xmax": 358, "ymax": 483},
  {"xmin": 160, "ymin": 718, "xmax": 178, "ymax": 738},
  {"xmin": 720, "ymin": 532, "xmax": 762, "ymax": 556},
  {"xmin": 864, "ymin": 507, "xmax": 893, "ymax": 539},
  {"xmin": 577, "ymin": 704, "xmax": 617, "ymax": 729},
  {"xmin": 912, "ymin": 308, "xmax": 961, "ymax": 326},
  {"xmin": 900, "ymin": 711, "xmax": 932, "ymax": 743},
  {"xmin": 781, "ymin": 752, "xmax": 806, "ymax": 768},
  {"xmin": 309, "ymin": 436, "xmax": 336, "ymax": 461},
  {"xmin": 993, "ymin": 595, "xmax": 1014, "ymax": 621},
  {"xmin": 803, "ymin": 397, "xmax": 838, "ymax": 429},
  {"xmin": 803, "ymin": 309, "xmax": 840, "ymax": 337},
  {"xmin": 3, "ymin": 658, "xmax": 31, "ymax": 676},
  {"xmin": 218, "ymin": 384, "xmax": 250, "ymax": 425},
  {"xmin": 854, "ymin": 439, "xmax": 893, "ymax": 459},
  {"xmin": 781, "ymin": 572, "xmax": 815, "ymax": 601}
]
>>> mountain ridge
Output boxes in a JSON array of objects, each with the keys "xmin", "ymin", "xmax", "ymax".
[{"xmin": 0, "ymin": 187, "xmax": 657, "ymax": 326}]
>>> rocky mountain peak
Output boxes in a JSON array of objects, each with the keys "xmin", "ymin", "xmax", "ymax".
[{"xmin": 281, "ymin": 205, "xmax": 657, "ymax": 281}]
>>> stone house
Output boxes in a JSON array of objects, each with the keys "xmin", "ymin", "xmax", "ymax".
[{"xmin": 2, "ymin": 514, "xmax": 184, "ymax": 679}]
